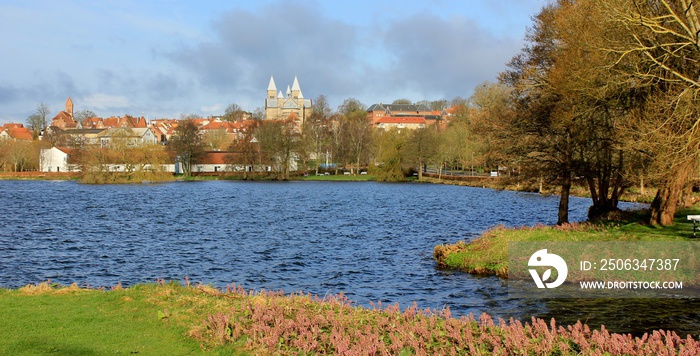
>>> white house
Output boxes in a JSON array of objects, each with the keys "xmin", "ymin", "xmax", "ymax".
[{"xmin": 39, "ymin": 147, "xmax": 74, "ymax": 172}]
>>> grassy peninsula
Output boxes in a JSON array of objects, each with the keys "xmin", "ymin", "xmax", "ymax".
[
  {"xmin": 2, "ymin": 281, "xmax": 698, "ymax": 355},
  {"xmin": 434, "ymin": 208, "xmax": 699, "ymax": 278}
]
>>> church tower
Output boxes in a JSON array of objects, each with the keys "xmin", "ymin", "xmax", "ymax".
[
  {"xmin": 267, "ymin": 76, "xmax": 277, "ymax": 101},
  {"xmin": 291, "ymin": 76, "xmax": 301, "ymax": 100},
  {"xmin": 264, "ymin": 75, "xmax": 312, "ymax": 124},
  {"xmin": 66, "ymin": 97, "xmax": 74, "ymax": 118}
]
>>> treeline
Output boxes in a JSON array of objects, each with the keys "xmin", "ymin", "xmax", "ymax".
[
  {"xmin": 453, "ymin": 0, "xmax": 700, "ymax": 226},
  {"xmin": 13, "ymin": 1, "xmax": 698, "ymax": 226},
  {"xmin": 216, "ymin": 97, "xmax": 481, "ymax": 182},
  {"xmin": 76, "ymin": 142, "xmax": 172, "ymax": 184},
  {"xmin": 271, "ymin": 0, "xmax": 700, "ymax": 226},
  {"xmin": 0, "ymin": 139, "xmax": 47, "ymax": 172}
]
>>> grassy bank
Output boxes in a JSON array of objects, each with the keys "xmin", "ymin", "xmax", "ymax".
[
  {"xmin": 0, "ymin": 172, "xmax": 81, "ymax": 180},
  {"xmin": 1, "ymin": 281, "xmax": 698, "ymax": 355},
  {"xmin": 434, "ymin": 208, "xmax": 699, "ymax": 278},
  {"xmin": 0, "ymin": 282, "xmax": 211, "ymax": 354},
  {"xmin": 420, "ymin": 176, "xmax": 657, "ymax": 204},
  {"xmin": 299, "ymin": 173, "xmax": 376, "ymax": 181}
]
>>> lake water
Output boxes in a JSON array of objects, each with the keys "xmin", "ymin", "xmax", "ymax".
[{"xmin": 1, "ymin": 180, "xmax": 697, "ymax": 336}]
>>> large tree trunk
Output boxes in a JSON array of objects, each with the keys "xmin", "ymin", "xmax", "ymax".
[
  {"xmin": 557, "ymin": 170, "xmax": 572, "ymax": 225},
  {"xmin": 650, "ymin": 186, "xmax": 681, "ymax": 226},
  {"xmin": 586, "ymin": 150, "xmax": 626, "ymax": 221},
  {"xmin": 557, "ymin": 133, "xmax": 574, "ymax": 225},
  {"xmin": 418, "ymin": 157, "xmax": 423, "ymax": 180},
  {"xmin": 650, "ymin": 159, "xmax": 695, "ymax": 225}
]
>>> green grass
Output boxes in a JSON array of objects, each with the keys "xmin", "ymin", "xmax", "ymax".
[
  {"xmin": 434, "ymin": 207, "xmax": 700, "ymax": 277},
  {"xmin": 0, "ymin": 282, "xmax": 241, "ymax": 355},
  {"xmin": 299, "ymin": 173, "xmax": 376, "ymax": 181},
  {"xmin": 2, "ymin": 278, "xmax": 698, "ymax": 354}
]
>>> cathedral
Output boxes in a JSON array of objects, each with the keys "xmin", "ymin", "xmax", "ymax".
[{"xmin": 264, "ymin": 76, "xmax": 312, "ymax": 124}]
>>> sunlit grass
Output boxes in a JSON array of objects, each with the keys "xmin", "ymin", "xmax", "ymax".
[
  {"xmin": 0, "ymin": 282, "xmax": 232, "ymax": 355},
  {"xmin": 2, "ymin": 281, "xmax": 697, "ymax": 355},
  {"xmin": 434, "ymin": 208, "xmax": 700, "ymax": 277}
]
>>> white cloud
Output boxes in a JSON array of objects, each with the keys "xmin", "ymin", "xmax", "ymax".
[
  {"xmin": 81, "ymin": 93, "xmax": 130, "ymax": 111},
  {"xmin": 201, "ymin": 104, "xmax": 224, "ymax": 115}
]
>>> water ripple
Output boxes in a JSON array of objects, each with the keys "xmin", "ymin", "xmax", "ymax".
[{"xmin": 2, "ymin": 180, "xmax": 694, "ymax": 335}]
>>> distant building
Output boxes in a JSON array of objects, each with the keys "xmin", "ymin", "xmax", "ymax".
[
  {"xmin": 1, "ymin": 123, "xmax": 34, "ymax": 140},
  {"xmin": 375, "ymin": 116, "xmax": 427, "ymax": 131},
  {"xmin": 264, "ymin": 76, "xmax": 312, "ymax": 124},
  {"xmin": 58, "ymin": 128, "xmax": 105, "ymax": 146},
  {"xmin": 51, "ymin": 97, "xmax": 80, "ymax": 130},
  {"xmin": 367, "ymin": 103, "xmax": 447, "ymax": 129},
  {"xmin": 96, "ymin": 127, "xmax": 158, "ymax": 147},
  {"xmin": 39, "ymin": 147, "xmax": 74, "ymax": 172}
]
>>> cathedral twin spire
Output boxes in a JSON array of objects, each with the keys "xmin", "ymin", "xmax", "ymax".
[
  {"xmin": 267, "ymin": 75, "xmax": 303, "ymax": 99},
  {"xmin": 265, "ymin": 75, "xmax": 312, "ymax": 123}
]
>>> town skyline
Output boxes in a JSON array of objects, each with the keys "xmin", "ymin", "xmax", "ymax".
[{"xmin": 0, "ymin": 0, "xmax": 548, "ymax": 125}]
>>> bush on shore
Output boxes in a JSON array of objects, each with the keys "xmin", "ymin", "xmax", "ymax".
[{"xmin": 194, "ymin": 284, "xmax": 699, "ymax": 355}]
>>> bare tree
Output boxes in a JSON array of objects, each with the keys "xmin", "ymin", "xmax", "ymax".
[
  {"xmin": 337, "ymin": 98, "xmax": 366, "ymax": 116},
  {"xmin": 223, "ymin": 103, "xmax": 247, "ymax": 122},
  {"xmin": 169, "ymin": 120, "xmax": 205, "ymax": 176},
  {"xmin": 26, "ymin": 102, "xmax": 50, "ymax": 139},
  {"xmin": 226, "ymin": 120, "xmax": 260, "ymax": 179},
  {"xmin": 74, "ymin": 109, "xmax": 97, "ymax": 123},
  {"xmin": 343, "ymin": 110, "xmax": 372, "ymax": 175},
  {"xmin": 304, "ymin": 95, "xmax": 332, "ymax": 175},
  {"xmin": 405, "ymin": 127, "xmax": 439, "ymax": 179},
  {"xmin": 600, "ymin": 0, "xmax": 700, "ymax": 224},
  {"xmin": 6, "ymin": 140, "xmax": 35, "ymax": 171},
  {"xmin": 255, "ymin": 119, "xmax": 299, "ymax": 180}
]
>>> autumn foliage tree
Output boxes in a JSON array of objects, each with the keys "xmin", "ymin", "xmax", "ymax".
[
  {"xmin": 226, "ymin": 120, "xmax": 260, "ymax": 179},
  {"xmin": 595, "ymin": 0, "xmax": 700, "ymax": 225},
  {"xmin": 372, "ymin": 129, "xmax": 409, "ymax": 181},
  {"xmin": 405, "ymin": 127, "xmax": 440, "ymax": 180},
  {"xmin": 500, "ymin": 3, "xmax": 580, "ymax": 225},
  {"xmin": 255, "ymin": 119, "xmax": 299, "ymax": 180},
  {"xmin": 303, "ymin": 95, "xmax": 332, "ymax": 175},
  {"xmin": 169, "ymin": 120, "xmax": 205, "ymax": 177}
]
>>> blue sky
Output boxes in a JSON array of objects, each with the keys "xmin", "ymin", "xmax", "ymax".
[{"xmin": 0, "ymin": 0, "xmax": 549, "ymax": 123}]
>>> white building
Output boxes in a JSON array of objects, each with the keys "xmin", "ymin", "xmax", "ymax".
[{"xmin": 39, "ymin": 147, "xmax": 75, "ymax": 172}]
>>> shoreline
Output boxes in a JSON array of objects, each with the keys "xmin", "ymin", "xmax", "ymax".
[
  {"xmin": 433, "ymin": 208, "xmax": 698, "ymax": 278},
  {"xmin": 0, "ymin": 171, "xmax": 658, "ymax": 203},
  {"xmin": 2, "ymin": 281, "xmax": 697, "ymax": 354}
]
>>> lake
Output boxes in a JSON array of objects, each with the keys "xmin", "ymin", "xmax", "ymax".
[{"xmin": 1, "ymin": 180, "xmax": 697, "ymax": 336}]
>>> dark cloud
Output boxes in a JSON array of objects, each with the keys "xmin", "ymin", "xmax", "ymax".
[
  {"xmin": 380, "ymin": 14, "xmax": 519, "ymax": 100},
  {"xmin": 0, "ymin": 71, "xmax": 84, "ymax": 119},
  {"xmin": 166, "ymin": 1, "xmax": 526, "ymax": 110},
  {"xmin": 145, "ymin": 72, "xmax": 192, "ymax": 102},
  {"xmin": 54, "ymin": 71, "xmax": 80, "ymax": 97},
  {"xmin": 168, "ymin": 1, "xmax": 359, "ymax": 104}
]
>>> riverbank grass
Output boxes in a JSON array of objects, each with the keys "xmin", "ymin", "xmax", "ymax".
[
  {"xmin": 0, "ymin": 282, "xmax": 235, "ymax": 355},
  {"xmin": 2, "ymin": 281, "xmax": 698, "ymax": 355},
  {"xmin": 299, "ymin": 173, "xmax": 377, "ymax": 181},
  {"xmin": 434, "ymin": 208, "xmax": 700, "ymax": 277}
]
